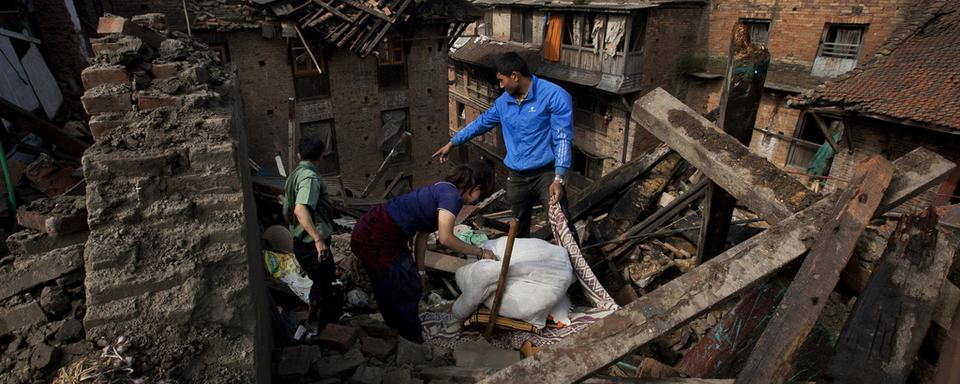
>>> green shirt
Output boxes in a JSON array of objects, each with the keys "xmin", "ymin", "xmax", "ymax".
[{"xmin": 282, "ymin": 161, "xmax": 334, "ymax": 243}]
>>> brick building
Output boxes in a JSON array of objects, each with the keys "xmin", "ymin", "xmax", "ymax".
[
  {"xmin": 99, "ymin": 0, "xmax": 480, "ymax": 197},
  {"xmin": 794, "ymin": 0, "xmax": 960, "ymax": 210},
  {"xmin": 448, "ymin": 0, "xmax": 704, "ymax": 192},
  {"xmin": 684, "ymin": 0, "xmax": 920, "ymax": 174}
]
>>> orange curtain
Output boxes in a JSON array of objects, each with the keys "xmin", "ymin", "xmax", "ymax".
[{"xmin": 543, "ymin": 14, "xmax": 563, "ymax": 62}]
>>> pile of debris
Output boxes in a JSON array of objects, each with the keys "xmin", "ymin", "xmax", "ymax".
[
  {"xmin": 186, "ymin": 0, "xmax": 479, "ymax": 58},
  {"xmin": 3, "ymin": 12, "xmax": 273, "ymax": 383}
]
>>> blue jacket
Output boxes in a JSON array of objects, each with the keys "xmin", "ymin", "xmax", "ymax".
[{"xmin": 451, "ymin": 75, "xmax": 573, "ymax": 175}]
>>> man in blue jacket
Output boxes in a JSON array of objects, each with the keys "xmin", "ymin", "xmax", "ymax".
[{"xmin": 432, "ymin": 52, "xmax": 575, "ymax": 238}]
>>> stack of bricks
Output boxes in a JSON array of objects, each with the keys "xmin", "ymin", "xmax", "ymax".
[{"xmin": 78, "ymin": 13, "xmax": 270, "ymax": 382}]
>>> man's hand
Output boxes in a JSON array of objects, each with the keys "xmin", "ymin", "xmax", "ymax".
[
  {"xmin": 431, "ymin": 142, "xmax": 454, "ymax": 164},
  {"xmin": 315, "ymin": 240, "xmax": 329, "ymax": 261},
  {"xmin": 550, "ymin": 179, "xmax": 564, "ymax": 201}
]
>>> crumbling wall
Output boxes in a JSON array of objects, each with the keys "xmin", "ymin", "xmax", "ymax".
[{"xmin": 79, "ymin": 14, "xmax": 269, "ymax": 382}]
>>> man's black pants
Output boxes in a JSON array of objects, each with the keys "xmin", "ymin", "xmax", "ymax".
[
  {"xmin": 293, "ymin": 240, "xmax": 342, "ymax": 324},
  {"xmin": 506, "ymin": 165, "xmax": 577, "ymax": 240}
]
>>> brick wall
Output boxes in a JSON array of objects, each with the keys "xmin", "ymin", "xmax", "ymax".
[
  {"xmin": 828, "ymin": 119, "xmax": 960, "ymax": 211},
  {"xmin": 639, "ymin": 6, "xmax": 706, "ymax": 96},
  {"xmin": 80, "ymin": 15, "xmax": 269, "ymax": 382},
  {"xmin": 225, "ymin": 31, "xmax": 295, "ymax": 170},
  {"xmin": 703, "ymin": 0, "xmax": 914, "ymax": 69}
]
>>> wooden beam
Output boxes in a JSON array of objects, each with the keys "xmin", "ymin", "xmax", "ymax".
[
  {"xmin": 531, "ymin": 145, "xmax": 672, "ymax": 239},
  {"xmin": 339, "ymin": 0, "xmax": 391, "ymax": 21},
  {"xmin": 809, "ymin": 112, "xmax": 841, "ymax": 153},
  {"xmin": 312, "ymin": 0, "xmax": 353, "ymax": 22},
  {"xmin": 633, "ymin": 88, "xmax": 819, "ymax": 224},
  {"xmin": 0, "ymin": 98, "xmax": 88, "ymax": 157},
  {"xmin": 737, "ymin": 155, "xmax": 895, "ymax": 384},
  {"xmin": 696, "ymin": 22, "xmax": 769, "ymax": 264},
  {"xmin": 380, "ymin": 172, "xmax": 403, "ymax": 199},
  {"xmin": 823, "ymin": 208, "xmax": 956, "ymax": 383}
]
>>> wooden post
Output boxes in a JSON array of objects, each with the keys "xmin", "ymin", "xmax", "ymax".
[
  {"xmin": 484, "ymin": 219, "xmax": 518, "ymax": 340},
  {"xmin": 597, "ymin": 153, "xmax": 682, "ymax": 240},
  {"xmin": 823, "ymin": 208, "xmax": 957, "ymax": 383},
  {"xmin": 287, "ymin": 97, "xmax": 297, "ymax": 175},
  {"xmin": 380, "ymin": 172, "xmax": 403, "ymax": 200},
  {"xmin": 737, "ymin": 155, "xmax": 895, "ymax": 384},
  {"xmin": 696, "ymin": 22, "xmax": 769, "ymax": 264}
]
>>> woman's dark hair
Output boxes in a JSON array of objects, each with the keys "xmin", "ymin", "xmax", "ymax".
[
  {"xmin": 445, "ymin": 160, "xmax": 495, "ymax": 198},
  {"xmin": 494, "ymin": 52, "xmax": 531, "ymax": 78},
  {"xmin": 299, "ymin": 136, "xmax": 326, "ymax": 161}
]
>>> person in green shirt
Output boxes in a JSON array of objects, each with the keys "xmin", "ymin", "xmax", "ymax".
[{"xmin": 283, "ymin": 136, "xmax": 341, "ymax": 325}]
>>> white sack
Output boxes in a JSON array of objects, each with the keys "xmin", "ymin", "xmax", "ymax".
[{"xmin": 452, "ymin": 237, "xmax": 575, "ymax": 328}]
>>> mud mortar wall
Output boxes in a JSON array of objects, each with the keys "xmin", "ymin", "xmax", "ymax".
[{"xmin": 80, "ymin": 15, "xmax": 269, "ymax": 383}]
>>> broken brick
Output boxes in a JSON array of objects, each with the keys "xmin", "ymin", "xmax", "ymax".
[
  {"xmin": 81, "ymin": 86, "xmax": 132, "ymax": 114},
  {"xmin": 318, "ymin": 324, "xmax": 359, "ymax": 352},
  {"xmin": 97, "ymin": 15, "xmax": 164, "ymax": 48},
  {"xmin": 137, "ymin": 92, "xmax": 180, "ymax": 110},
  {"xmin": 0, "ymin": 302, "xmax": 49, "ymax": 335},
  {"xmin": 88, "ymin": 113, "xmax": 126, "ymax": 141},
  {"xmin": 150, "ymin": 62, "xmax": 182, "ymax": 79},
  {"xmin": 5, "ymin": 229, "xmax": 88, "ymax": 256},
  {"xmin": 16, "ymin": 207, "xmax": 88, "ymax": 237},
  {"xmin": 81, "ymin": 65, "xmax": 130, "ymax": 90}
]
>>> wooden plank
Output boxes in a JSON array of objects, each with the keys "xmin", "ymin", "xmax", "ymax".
[
  {"xmin": 380, "ymin": 172, "xmax": 403, "ymax": 199},
  {"xmin": 697, "ymin": 22, "xmax": 770, "ymax": 264},
  {"xmin": 531, "ymin": 145, "xmax": 672, "ymax": 239},
  {"xmin": 633, "ymin": 88, "xmax": 819, "ymax": 224},
  {"xmin": 737, "ymin": 155, "xmax": 895, "ymax": 384},
  {"xmin": 312, "ymin": 0, "xmax": 353, "ymax": 22},
  {"xmin": 823, "ymin": 208, "xmax": 957, "ymax": 383},
  {"xmin": 340, "ymin": 0, "xmax": 391, "ymax": 21},
  {"xmin": 424, "ymin": 251, "xmax": 465, "ymax": 273}
]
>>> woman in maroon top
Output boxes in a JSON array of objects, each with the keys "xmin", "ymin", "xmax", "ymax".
[{"xmin": 351, "ymin": 161, "xmax": 495, "ymax": 342}]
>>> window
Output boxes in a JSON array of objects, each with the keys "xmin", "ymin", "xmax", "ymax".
[
  {"xmin": 511, "ymin": 9, "xmax": 534, "ymax": 44},
  {"xmin": 381, "ymin": 109, "xmax": 411, "ymax": 160},
  {"xmin": 209, "ymin": 43, "xmax": 230, "ymax": 63},
  {"xmin": 481, "ymin": 10, "xmax": 494, "ymax": 36},
  {"xmin": 571, "ymin": 148, "xmax": 603, "ymax": 180},
  {"xmin": 571, "ymin": 88, "xmax": 610, "ymax": 135},
  {"xmin": 456, "ymin": 102, "xmax": 466, "ymax": 128},
  {"xmin": 818, "ymin": 24, "xmax": 866, "ymax": 60},
  {"xmin": 378, "ymin": 35, "xmax": 407, "ymax": 90},
  {"xmin": 627, "ymin": 14, "xmax": 646, "ymax": 52},
  {"xmin": 785, "ymin": 113, "xmax": 838, "ymax": 169},
  {"xmin": 562, "ymin": 13, "xmax": 605, "ymax": 49},
  {"xmin": 291, "ymin": 42, "xmax": 330, "ymax": 99},
  {"xmin": 300, "ymin": 119, "xmax": 340, "ymax": 175},
  {"xmin": 741, "ymin": 19, "xmax": 770, "ymax": 45}
]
